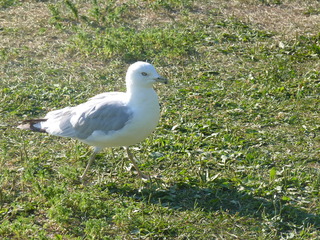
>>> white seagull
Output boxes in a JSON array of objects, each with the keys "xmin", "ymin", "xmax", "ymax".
[{"xmin": 18, "ymin": 61, "xmax": 168, "ymax": 180}]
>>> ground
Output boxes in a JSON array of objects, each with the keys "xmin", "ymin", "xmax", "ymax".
[{"xmin": 0, "ymin": 0, "xmax": 320, "ymax": 239}]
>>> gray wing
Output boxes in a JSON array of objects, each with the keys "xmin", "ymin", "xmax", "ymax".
[{"xmin": 58, "ymin": 101, "xmax": 133, "ymax": 140}]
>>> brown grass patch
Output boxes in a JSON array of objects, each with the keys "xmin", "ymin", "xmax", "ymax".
[
  {"xmin": 0, "ymin": 2, "xmax": 64, "ymax": 50},
  {"xmin": 219, "ymin": 0, "xmax": 320, "ymax": 39}
]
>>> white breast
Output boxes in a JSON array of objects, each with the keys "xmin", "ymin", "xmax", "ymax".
[{"xmin": 82, "ymin": 88, "xmax": 160, "ymax": 148}]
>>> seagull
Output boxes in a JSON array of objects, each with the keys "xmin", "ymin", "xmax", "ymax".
[{"xmin": 18, "ymin": 61, "xmax": 168, "ymax": 180}]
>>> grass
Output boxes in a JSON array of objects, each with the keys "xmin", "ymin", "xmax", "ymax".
[{"xmin": 1, "ymin": 0, "xmax": 320, "ymax": 239}]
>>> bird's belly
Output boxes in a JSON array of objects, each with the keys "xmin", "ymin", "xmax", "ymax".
[{"xmin": 81, "ymin": 107, "xmax": 160, "ymax": 148}]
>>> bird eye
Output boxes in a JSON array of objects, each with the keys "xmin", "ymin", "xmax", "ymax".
[{"xmin": 141, "ymin": 72, "xmax": 148, "ymax": 76}]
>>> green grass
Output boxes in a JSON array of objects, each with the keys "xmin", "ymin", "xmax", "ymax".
[{"xmin": 1, "ymin": 0, "xmax": 320, "ymax": 239}]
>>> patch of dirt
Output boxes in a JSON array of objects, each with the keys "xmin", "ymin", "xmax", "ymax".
[
  {"xmin": 0, "ymin": 2, "xmax": 108, "ymax": 73},
  {"xmin": 219, "ymin": 1, "xmax": 320, "ymax": 39},
  {"xmin": 0, "ymin": 2, "xmax": 65, "ymax": 51}
]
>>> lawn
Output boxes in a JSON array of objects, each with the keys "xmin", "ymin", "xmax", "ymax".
[{"xmin": 1, "ymin": 0, "xmax": 320, "ymax": 239}]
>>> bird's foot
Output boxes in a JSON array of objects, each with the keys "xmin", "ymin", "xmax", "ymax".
[{"xmin": 139, "ymin": 173, "xmax": 151, "ymax": 180}]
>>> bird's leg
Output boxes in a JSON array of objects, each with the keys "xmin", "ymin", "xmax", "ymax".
[
  {"xmin": 80, "ymin": 147, "xmax": 100, "ymax": 180},
  {"xmin": 125, "ymin": 147, "xmax": 150, "ymax": 180}
]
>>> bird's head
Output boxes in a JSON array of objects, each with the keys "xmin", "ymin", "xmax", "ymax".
[{"xmin": 126, "ymin": 61, "xmax": 168, "ymax": 89}]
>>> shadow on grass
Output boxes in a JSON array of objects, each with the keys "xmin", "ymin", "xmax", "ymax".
[{"xmin": 107, "ymin": 179, "xmax": 320, "ymax": 232}]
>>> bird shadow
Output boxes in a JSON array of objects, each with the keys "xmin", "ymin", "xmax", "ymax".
[{"xmin": 105, "ymin": 178, "xmax": 320, "ymax": 232}]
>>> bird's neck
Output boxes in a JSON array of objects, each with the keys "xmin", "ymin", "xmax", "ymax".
[{"xmin": 126, "ymin": 87, "xmax": 158, "ymax": 106}]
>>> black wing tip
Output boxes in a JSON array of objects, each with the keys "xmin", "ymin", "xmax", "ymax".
[
  {"xmin": 20, "ymin": 118, "xmax": 48, "ymax": 124},
  {"xmin": 17, "ymin": 119, "xmax": 48, "ymax": 133}
]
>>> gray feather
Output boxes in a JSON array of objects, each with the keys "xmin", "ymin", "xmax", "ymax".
[{"xmin": 58, "ymin": 102, "xmax": 133, "ymax": 139}]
